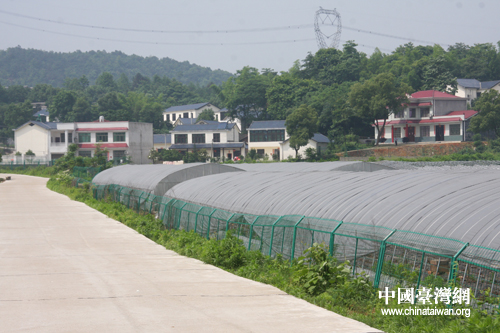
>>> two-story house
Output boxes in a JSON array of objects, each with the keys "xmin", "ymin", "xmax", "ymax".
[
  {"xmin": 454, "ymin": 79, "xmax": 500, "ymax": 104},
  {"xmin": 14, "ymin": 118, "xmax": 153, "ymax": 163},
  {"xmin": 163, "ymin": 103, "xmax": 224, "ymax": 124},
  {"xmin": 247, "ymin": 120, "xmax": 329, "ymax": 160},
  {"xmin": 169, "ymin": 121, "xmax": 245, "ymax": 160},
  {"xmin": 374, "ymin": 90, "xmax": 477, "ymax": 143}
]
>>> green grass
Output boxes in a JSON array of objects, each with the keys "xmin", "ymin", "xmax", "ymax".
[{"xmin": 44, "ymin": 176, "xmax": 500, "ymax": 333}]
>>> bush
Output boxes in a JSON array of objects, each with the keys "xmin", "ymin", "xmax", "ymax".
[{"xmin": 201, "ymin": 231, "xmax": 247, "ymax": 269}]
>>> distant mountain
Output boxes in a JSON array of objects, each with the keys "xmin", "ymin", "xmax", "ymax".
[{"xmin": 0, "ymin": 47, "xmax": 232, "ymax": 87}]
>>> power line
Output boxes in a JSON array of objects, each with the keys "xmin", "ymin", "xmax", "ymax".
[
  {"xmin": 0, "ymin": 20, "xmax": 316, "ymax": 46},
  {"xmin": 342, "ymin": 25, "xmax": 452, "ymax": 48},
  {"xmin": 0, "ymin": 9, "xmax": 313, "ymax": 34}
]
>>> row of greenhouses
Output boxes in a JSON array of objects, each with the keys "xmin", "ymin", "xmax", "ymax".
[{"xmin": 90, "ymin": 162, "xmax": 500, "ymax": 298}]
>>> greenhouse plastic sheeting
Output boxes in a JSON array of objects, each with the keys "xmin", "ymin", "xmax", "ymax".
[
  {"xmin": 92, "ymin": 163, "xmax": 242, "ymax": 196},
  {"xmin": 164, "ymin": 169, "xmax": 500, "ymax": 250},
  {"xmin": 92, "ymin": 183, "xmax": 500, "ymax": 298}
]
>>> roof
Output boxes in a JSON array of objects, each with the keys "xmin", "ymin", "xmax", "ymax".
[
  {"xmin": 14, "ymin": 121, "xmax": 57, "ymax": 131},
  {"xmin": 248, "ymin": 120, "xmax": 286, "ymax": 130},
  {"xmin": 153, "ymin": 134, "xmax": 172, "ymax": 144},
  {"xmin": 481, "ymin": 80, "xmax": 500, "ymax": 90},
  {"xmin": 410, "ymin": 90, "xmax": 460, "ymax": 99},
  {"xmin": 175, "ymin": 118, "xmax": 197, "ymax": 125},
  {"xmin": 33, "ymin": 110, "xmax": 49, "ymax": 117},
  {"xmin": 172, "ymin": 122, "xmax": 236, "ymax": 132},
  {"xmin": 164, "ymin": 103, "xmax": 210, "ymax": 113},
  {"xmin": 457, "ymin": 79, "xmax": 481, "ymax": 89},
  {"xmin": 311, "ymin": 133, "xmax": 330, "ymax": 143},
  {"xmin": 446, "ymin": 110, "xmax": 478, "ymax": 119}
]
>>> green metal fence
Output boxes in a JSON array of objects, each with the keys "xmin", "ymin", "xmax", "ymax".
[
  {"xmin": 73, "ymin": 166, "xmax": 101, "ymax": 180},
  {"xmin": 91, "ymin": 183, "xmax": 500, "ymax": 299}
]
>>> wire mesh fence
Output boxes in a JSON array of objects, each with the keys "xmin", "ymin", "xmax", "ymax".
[{"xmin": 91, "ymin": 183, "xmax": 500, "ymax": 300}]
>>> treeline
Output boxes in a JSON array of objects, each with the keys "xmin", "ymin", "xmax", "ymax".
[
  {"xmin": 1, "ymin": 41, "xmax": 500, "ymax": 147},
  {"xmin": 217, "ymin": 41, "xmax": 500, "ymax": 145},
  {"xmin": 0, "ymin": 71, "xmax": 217, "ymax": 143},
  {"xmin": 0, "ymin": 47, "xmax": 232, "ymax": 87}
]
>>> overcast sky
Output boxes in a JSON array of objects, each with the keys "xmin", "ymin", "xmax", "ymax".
[{"xmin": 1, "ymin": 0, "xmax": 499, "ymax": 75}]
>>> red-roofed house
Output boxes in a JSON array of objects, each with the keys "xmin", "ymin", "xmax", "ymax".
[{"xmin": 374, "ymin": 90, "xmax": 477, "ymax": 143}]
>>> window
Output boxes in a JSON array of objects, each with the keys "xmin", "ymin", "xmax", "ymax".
[
  {"xmin": 68, "ymin": 133, "xmax": 73, "ymax": 143},
  {"xmin": 175, "ymin": 134, "xmax": 188, "ymax": 144},
  {"xmin": 113, "ymin": 132, "xmax": 126, "ymax": 142},
  {"xmin": 420, "ymin": 107, "xmax": 430, "ymax": 117},
  {"xmin": 216, "ymin": 114, "xmax": 218, "ymax": 121},
  {"xmin": 191, "ymin": 113, "xmax": 193, "ymax": 118},
  {"xmin": 477, "ymin": 92, "xmax": 482, "ymax": 98},
  {"xmin": 395, "ymin": 111, "xmax": 404, "ymax": 118},
  {"xmin": 166, "ymin": 114, "xmax": 170, "ymax": 122},
  {"xmin": 79, "ymin": 133, "xmax": 91, "ymax": 143},
  {"xmin": 213, "ymin": 148, "xmax": 220, "ymax": 157},
  {"xmin": 192, "ymin": 134, "xmax": 205, "ymax": 143},
  {"xmin": 183, "ymin": 112, "xmax": 189, "ymax": 118},
  {"xmin": 96, "ymin": 132, "xmax": 108, "ymax": 142},
  {"xmin": 393, "ymin": 127, "xmax": 401, "ymax": 138},
  {"xmin": 257, "ymin": 149, "xmax": 265, "ymax": 158},
  {"xmin": 172, "ymin": 114, "xmax": 176, "ymax": 121},
  {"xmin": 213, "ymin": 133, "xmax": 220, "ymax": 142},
  {"xmin": 114, "ymin": 150, "xmax": 126, "ymax": 159},
  {"xmin": 409, "ymin": 108, "xmax": 416, "ymax": 118},
  {"xmin": 60, "ymin": 133, "xmax": 65, "ymax": 143},
  {"xmin": 420, "ymin": 126, "xmax": 430, "ymax": 137},
  {"xmin": 249, "ymin": 130, "xmax": 285, "ymax": 142},
  {"xmin": 79, "ymin": 151, "xmax": 92, "ymax": 157},
  {"xmin": 450, "ymin": 124, "xmax": 461, "ymax": 136}
]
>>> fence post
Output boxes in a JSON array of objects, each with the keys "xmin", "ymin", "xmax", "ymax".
[
  {"xmin": 194, "ymin": 206, "xmax": 204, "ymax": 234},
  {"xmin": 206, "ymin": 208, "xmax": 217, "ymax": 239},
  {"xmin": 225, "ymin": 213, "xmax": 236, "ymax": 238},
  {"xmin": 290, "ymin": 216, "xmax": 305, "ymax": 263},
  {"xmin": 268, "ymin": 216, "xmax": 284, "ymax": 256},
  {"xmin": 352, "ymin": 238, "xmax": 359, "ymax": 275},
  {"xmin": 329, "ymin": 221, "xmax": 343, "ymax": 256},
  {"xmin": 449, "ymin": 242, "xmax": 469, "ymax": 285},
  {"xmin": 161, "ymin": 198, "xmax": 175, "ymax": 223},
  {"xmin": 374, "ymin": 229, "xmax": 396, "ymax": 289},
  {"xmin": 177, "ymin": 202, "xmax": 188, "ymax": 229},
  {"xmin": 247, "ymin": 216, "xmax": 260, "ymax": 251}
]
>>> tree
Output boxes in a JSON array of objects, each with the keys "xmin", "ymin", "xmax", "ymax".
[
  {"xmin": 3, "ymin": 101, "xmax": 33, "ymax": 132},
  {"xmin": 470, "ymin": 90, "xmax": 500, "ymax": 137},
  {"xmin": 51, "ymin": 90, "xmax": 78, "ymax": 122},
  {"xmin": 349, "ymin": 73, "xmax": 410, "ymax": 145},
  {"xmin": 96, "ymin": 92, "xmax": 129, "ymax": 121},
  {"xmin": 95, "ymin": 72, "xmax": 117, "ymax": 90},
  {"xmin": 69, "ymin": 96, "xmax": 92, "ymax": 122},
  {"xmin": 285, "ymin": 105, "xmax": 318, "ymax": 157},
  {"xmin": 197, "ymin": 108, "xmax": 215, "ymax": 121},
  {"xmin": 221, "ymin": 67, "xmax": 271, "ymax": 131}
]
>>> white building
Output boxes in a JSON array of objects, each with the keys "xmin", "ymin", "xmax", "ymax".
[
  {"xmin": 247, "ymin": 120, "xmax": 330, "ymax": 160},
  {"xmin": 14, "ymin": 119, "xmax": 153, "ymax": 163},
  {"xmin": 454, "ymin": 79, "xmax": 500, "ymax": 104},
  {"xmin": 169, "ymin": 120, "xmax": 245, "ymax": 160},
  {"xmin": 163, "ymin": 103, "xmax": 224, "ymax": 124}
]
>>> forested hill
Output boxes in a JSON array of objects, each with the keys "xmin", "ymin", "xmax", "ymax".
[{"xmin": 0, "ymin": 47, "xmax": 232, "ymax": 87}]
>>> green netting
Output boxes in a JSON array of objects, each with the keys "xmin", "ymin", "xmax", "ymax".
[
  {"xmin": 386, "ymin": 230, "xmax": 467, "ymax": 258},
  {"xmin": 73, "ymin": 166, "xmax": 101, "ymax": 179},
  {"xmin": 88, "ymin": 182, "xmax": 500, "ymax": 296}
]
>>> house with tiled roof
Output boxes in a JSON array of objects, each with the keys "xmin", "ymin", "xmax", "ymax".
[
  {"xmin": 454, "ymin": 79, "xmax": 500, "ymax": 104},
  {"xmin": 162, "ymin": 102, "xmax": 223, "ymax": 124},
  {"xmin": 247, "ymin": 120, "xmax": 330, "ymax": 160},
  {"xmin": 374, "ymin": 90, "xmax": 477, "ymax": 143},
  {"xmin": 169, "ymin": 121, "xmax": 245, "ymax": 160}
]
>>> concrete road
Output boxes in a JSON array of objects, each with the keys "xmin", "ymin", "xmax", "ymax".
[{"xmin": 0, "ymin": 174, "xmax": 381, "ymax": 333}]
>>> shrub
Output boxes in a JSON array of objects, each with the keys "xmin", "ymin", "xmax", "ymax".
[{"xmin": 201, "ymin": 231, "xmax": 247, "ymax": 269}]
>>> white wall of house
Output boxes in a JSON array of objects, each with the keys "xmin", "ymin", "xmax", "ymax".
[
  {"xmin": 163, "ymin": 104, "xmax": 222, "ymax": 123},
  {"xmin": 15, "ymin": 124, "xmax": 50, "ymax": 158},
  {"xmin": 280, "ymin": 140, "xmax": 327, "ymax": 159}
]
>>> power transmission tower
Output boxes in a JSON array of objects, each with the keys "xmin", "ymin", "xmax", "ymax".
[{"xmin": 314, "ymin": 7, "xmax": 342, "ymax": 49}]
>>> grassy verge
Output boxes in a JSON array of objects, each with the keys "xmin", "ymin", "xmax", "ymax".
[{"xmin": 44, "ymin": 176, "xmax": 500, "ymax": 333}]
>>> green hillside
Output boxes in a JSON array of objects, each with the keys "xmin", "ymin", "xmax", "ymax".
[{"xmin": 0, "ymin": 47, "xmax": 232, "ymax": 87}]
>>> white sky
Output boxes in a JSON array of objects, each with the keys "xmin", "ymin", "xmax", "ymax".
[{"xmin": 0, "ymin": 0, "xmax": 498, "ymax": 74}]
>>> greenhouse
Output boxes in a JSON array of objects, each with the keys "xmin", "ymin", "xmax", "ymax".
[{"xmin": 91, "ymin": 162, "xmax": 500, "ymax": 298}]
